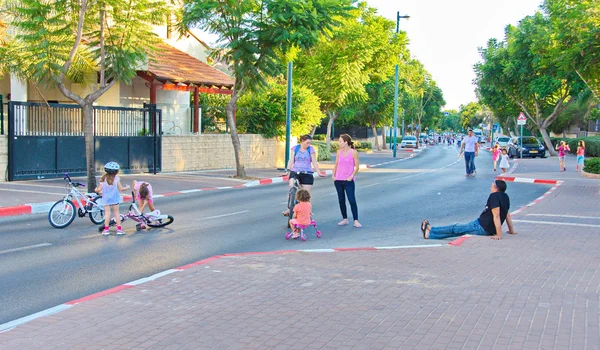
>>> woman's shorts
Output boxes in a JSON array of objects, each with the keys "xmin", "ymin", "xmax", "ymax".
[
  {"xmin": 290, "ymin": 171, "xmax": 314, "ymax": 185},
  {"xmin": 577, "ymin": 156, "xmax": 585, "ymax": 164},
  {"xmin": 558, "ymin": 156, "xmax": 565, "ymax": 161}
]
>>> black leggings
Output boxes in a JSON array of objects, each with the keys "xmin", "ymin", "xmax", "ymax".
[{"xmin": 334, "ymin": 180, "xmax": 358, "ymax": 221}]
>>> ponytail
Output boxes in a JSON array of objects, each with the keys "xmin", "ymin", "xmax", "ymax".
[{"xmin": 139, "ymin": 183, "xmax": 150, "ymax": 199}]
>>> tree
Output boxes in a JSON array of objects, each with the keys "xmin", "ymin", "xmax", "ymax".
[
  {"xmin": 439, "ymin": 110, "xmax": 461, "ymax": 132},
  {"xmin": 294, "ymin": 2, "xmax": 408, "ymax": 148},
  {"xmin": 180, "ymin": 0, "xmax": 352, "ymax": 178},
  {"xmin": 1, "ymin": 0, "xmax": 168, "ymax": 188},
  {"xmin": 237, "ymin": 77, "xmax": 324, "ymax": 138},
  {"xmin": 458, "ymin": 102, "xmax": 483, "ymax": 130},
  {"xmin": 474, "ymin": 14, "xmax": 585, "ymax": 155},
  {"xmin": 544, "ymin": 0, "xmax": 600, "ymax": 98},
  {"xmin": 352, "ymin": 79, "xmax": 394, "ymax": 151}
]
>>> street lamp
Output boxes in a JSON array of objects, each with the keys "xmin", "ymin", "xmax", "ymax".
[{"xmin": 393, "ymin": 12, "xmax": 409, "ymax": 158}]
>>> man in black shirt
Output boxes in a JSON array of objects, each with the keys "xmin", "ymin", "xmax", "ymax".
[{"xmin": 421, "ymin": 179, "xmax": 517, "ymax": 240}]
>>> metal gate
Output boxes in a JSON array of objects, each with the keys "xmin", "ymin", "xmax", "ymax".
[{"xmin": 7, "ymin": 102, "xmax": 162, "ymax": 181}]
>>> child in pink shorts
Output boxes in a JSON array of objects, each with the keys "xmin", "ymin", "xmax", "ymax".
[{"xmin": 133, "ymin": 180, "xmax": 155, "ymax": 213}]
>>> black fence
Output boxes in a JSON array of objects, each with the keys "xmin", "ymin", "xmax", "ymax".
[{"xmin": 7, "ymin": 102, "xmax": 162, "ymax": 181}]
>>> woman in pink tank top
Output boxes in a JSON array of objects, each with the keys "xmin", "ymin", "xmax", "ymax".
[{"xmin": 333, "ymin": 134, "xmax": 362, "ymax": 228}]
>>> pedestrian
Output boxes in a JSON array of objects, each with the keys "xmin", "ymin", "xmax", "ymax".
[
  {"xmin": 289, "ymin": 189, "xmax": 312, "ymax": 239},
  {"xmin": 556, "ymin": 141, "xmax": 570, "ymax": 172},
  {"xmin": 132, "ymin": 180, "xmax": 155, "ymax": 213},
  {"xmin": 459, "ymin": 129, "xmax": 479, "ymax": 176},
  {"xmin": 332, "ymin": 134, "xmax": 362, "ymax": 228},
  {"xmin": 499, "ymin": 148, "xmax": 510, "ymax": 174},
  {"xmin": 576, "ymin": 140, "xmax": 585, "ymax": 172},
  {"xmin": 282, "ymin": 134, "xmax": 324, "ymax": 216},
  {"xmin": 492, "ymin": 144, "xmax": 501, "ymax": 171},
  {"xmin": 95, "ymin": 162, "xmax": 131, "ymax": 235},
  {"xmin": 421, "ymin": 179, "xmax": 517, "ymax": 240}
]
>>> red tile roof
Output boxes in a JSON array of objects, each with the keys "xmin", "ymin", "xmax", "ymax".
[{"xmin": 146, "ymin": 42, "xmax": 234, "ymax": 89}]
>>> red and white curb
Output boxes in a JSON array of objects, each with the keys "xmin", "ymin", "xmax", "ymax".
[
  {"xmin": 0, "ymin": 150, "xmax": 427, "ymax": 218},
  {"xmin": 510, "ymin": 181, "xmax": 563, "ymax": 216},
  {"xmin": 0, "ymin": 240, "xmax": 460, "ymax": 334},
  {"xmin": 495, "ymin": 175, "xmax": 561, "ymax": 185}
]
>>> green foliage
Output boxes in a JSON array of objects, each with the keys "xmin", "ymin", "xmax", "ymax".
[
  {"xmin": 550, "ymin": 136, "xmax": 600, "ymax": 157},
  {"xmin": 313, "ymin": 134, "xmax": 326, "ymax": 141},
  {"xmin": 237, "ymin": 78, "xmax": 324, "ymax": 138},
  {"xmin": 180, "ymin": 0, "xmax": 353, "ymax": 94},
  {"xmin": 199, "ymin": 93, "xmax": 229, "ymax": 133},
  {"xmin": 384, "ymin": 136, "xmax": 402, "ymax": 144},
  {"xmin": 459, "ymin": 102, "xmax": 484, "ymax": 129},
  {"xmin": 584, "ymin": 158, "xmax": 600, "ymax": 174},
  {"xmin": 439, "ymin": 110, "xmax": 461, "ymax": 131},
  {"xmin": 330, "ymin": 141, "xmax": 372, "ymax": 153},
  {"xmin": 311, "ymin": 141, "xmax": 331, "ymax": 161}
]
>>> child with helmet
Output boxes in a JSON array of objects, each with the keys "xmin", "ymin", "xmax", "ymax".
[{"xmin": 95, "ymin": 162, "xmax": 130, "ymax": 235}]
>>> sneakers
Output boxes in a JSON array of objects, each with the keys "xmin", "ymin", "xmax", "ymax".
[
  {"xmin": 116, "ymin": 229, "xmax": 126, "ymax": 235},
  {"xmin": 102, "ymin": 228, "xmax": 110, "ymax": 236}
]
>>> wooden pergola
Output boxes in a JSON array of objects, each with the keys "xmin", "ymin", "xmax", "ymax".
[{"xmin": 137, "ymin": 42, "xmax": 235, "ymax": 133}]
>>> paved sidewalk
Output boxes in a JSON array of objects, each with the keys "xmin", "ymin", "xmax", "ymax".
[
  {"xmin": 0, "ymin": 151, "xmax": 418, "ymax": 216},
  {"xmin": 0, "ymin": 152, "xmax": 598, "ymax": 349}
]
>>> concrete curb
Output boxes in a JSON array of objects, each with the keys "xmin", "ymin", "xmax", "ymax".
[{"xmin": 0, "ymin": 152, "xmax": 423, "ymax": 219}]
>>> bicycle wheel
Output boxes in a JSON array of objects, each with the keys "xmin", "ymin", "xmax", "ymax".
[
  {"xmin": 89, "ymin": 196, "xmax": 105, "ymax": 225},
  {"xmin": 48, "ymin": 199, "xmax": 76, "ymax": 229},
  {"xmin": 287, "ymin": 187, "xmax": 297, "ymax": 228},
  {"xmin": 146, "ymin": 215, "xmax": 174, "ymax": 228}
]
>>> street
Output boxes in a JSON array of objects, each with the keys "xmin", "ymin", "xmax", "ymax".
[{"xmin": 0, "ymin": 145, "xmax": 550, "ymax": 325}]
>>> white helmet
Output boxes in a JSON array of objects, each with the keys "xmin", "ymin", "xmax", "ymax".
[{"xmin": 104, "ymin": 162, "xmax": 120, "ymax": 174}]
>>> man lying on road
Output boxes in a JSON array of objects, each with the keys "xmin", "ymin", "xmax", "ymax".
[{"xmin": 421, "ymin": 179, "xmax": 517, "ymax": 240}]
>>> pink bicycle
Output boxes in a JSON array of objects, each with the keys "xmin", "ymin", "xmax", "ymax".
[{"xmin": 286, "ymin": 219, "xmax": 321, "ymax": 241}]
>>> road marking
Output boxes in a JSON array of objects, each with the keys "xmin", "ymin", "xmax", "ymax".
[
  {"xmin": 526, "ymin": 214, "xmax": 600, "ymax": 220},
  {"xmin": 195, "ymin": 210, "xmax": 250, "ymax": 221},
  {"xmin": 362, "ymin": 182, "xmax": 381, "ymax": 188},
  {"xmin": 0, "ymin": 182, "xmax": 65, "ymax": 189},
  {"xmin": 0, "ymin": 188, "xmax": 65, "ymax": 196},
  {"xmin": 0, "ymin": 243, "xmax": 52, "ymax": 256},
  {"xmin": 512, "ymin": 220, "xmax": 600, "ymax": 228},
  {"xmin": 374, "ymin": 244, "xmax": 445, "ymax": 249}
]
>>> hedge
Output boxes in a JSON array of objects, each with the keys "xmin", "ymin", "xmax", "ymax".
[
  {"xmin": 584, "ymin": 157, "xmax": 600, "ymax": 174},
  {"xmin": 330, "ymin": 141, "xmax": 372, "ymax": 153},
  {"xmin": 312, "ymin": 134, "xmax": 326, "ymax": 141},
  {"xmin": 310, "ymin": 141, "xmax": 331, "ymax": 161},
  {"xmin": 385, "ymin": 136, "xmax": 402, "ymax": 144},
  {"xmin": 549, "ymin": 136, "xmax": 600, "ymax": 157}
]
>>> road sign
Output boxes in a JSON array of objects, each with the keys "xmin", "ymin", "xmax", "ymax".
[
  {"xmin": 443, "ymin": 112, "xmax": 449, "ymax": 117},
  {"xmin": 517, "ymin": 112, "xmax": 526, "ymax": 125}
]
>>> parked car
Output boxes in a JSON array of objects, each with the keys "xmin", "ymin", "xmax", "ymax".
[
  {"xmin": 400, "ymin": 135, "xmax": 418, "ymax": 148},
  {"xmin": 494, "ymin": 136, "xmax": 511, "ymax": 150},
  {"xmin": 508, "ymin": 136, "xmax": 546, "ymax": 158}
]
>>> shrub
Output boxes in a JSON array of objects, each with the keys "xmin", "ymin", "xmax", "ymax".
[
  {"xmin": 311, "ymin": 141, "xmax": 331, "ymax": 161},
  {"xmin": 550, "ymin": 136, "xmax": 600, "ymax": 157},
  {"xmin": 385, "ymin": 136, "xmax": 402, "ymax": 144},
  {"xmin": 583, "ymin": 157, "xmax": 600, "ymax": 174},
  {"xmin": 312, "ymin": 134, "xmax": 326, "ymax": 141},
  {"xmin": 330, "ymin": 142, "xmax": 339, "ymax": 152},
  {"xmin": 354, "ymin": 141, "xmax": 372, "ymax": 151}
]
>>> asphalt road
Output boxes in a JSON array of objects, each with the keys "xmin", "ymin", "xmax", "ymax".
[{"xmin": 0, "ymin": 144, "xmax": 550, "ymax": 324}]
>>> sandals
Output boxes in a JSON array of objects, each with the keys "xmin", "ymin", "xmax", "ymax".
[
  {"xmin": 282, "ymin": 210, "xmax": 290, "ymax": 217},
  {"xmin": 421, "ymin": 219, "xmax": 430, "ymax": 239},
  {"xmin": 338, "ymin": 220, "xmax": 349, "ymax": 226},
  {"xmin": 353, "ymin": 221, "xmax": 362, "ymax": 228}
]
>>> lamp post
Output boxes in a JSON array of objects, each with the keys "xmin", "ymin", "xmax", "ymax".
[{"xmin": 393, "ymin": 11, "xmax": 410, "ymax": 158}]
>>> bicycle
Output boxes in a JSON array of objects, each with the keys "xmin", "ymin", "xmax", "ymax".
[
  {"xmin": 99, "ymin": 191, "xmax": 174, "ymax": 232},
  {"xmin": 48, "ymin": 173, "xmax": 105, "ymax": 228},
  {"xmin": 163, "ymin": 120, "xmax": 183, "ymax": 135}
]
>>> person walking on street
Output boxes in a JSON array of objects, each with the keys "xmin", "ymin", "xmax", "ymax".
[
  {"xmin": 556, "ymin": 141, "xmax": 570, "ymax": 172},
  {"xmin": 492, "ymin": 144, "xmax": 500, "ymax": 171},
  {"xmin": 459, "ymin": 129, "xmax": 479, "ymax": 177},
  {"xmin": 499, "ymin": 149, "xmax": 510, "ymax": 174},
  {"xmin": 332, "ymin": 134, "xmax": 362, "ymax": 228},
  {"xmin": 576, "ymin": 140, "xmax": 585, "ymax": 172},
  {"xmin": 283, "ymin": 134, "xmax": 324, "ymax": 216},
  {"xmin": 421, "ymin": 179, "xmax": 517, "ymax": 240}
]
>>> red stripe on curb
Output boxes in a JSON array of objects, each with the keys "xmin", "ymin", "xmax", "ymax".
[
  {"xmin": 233, "ymin": 185, "xmax": 245, "ymax": 189},
  {"xmin": 0, "ymin": 205, "xmax": 32, "ymax": 217},
  {"xmin": 221, "ymin": 250, "xmax": 298, "ymax": 257},
  {"xmin": 333, "ymin": 247, "xmax": 377, "ymax": 252},
  {"xmin": 200, "ymin": 187, "xmax": 218, "ymax": 191},
  {"xmin": 448, "ymin": 236, "xmax": 471, "ymax": 246},
  {"xmin": 259, "ymin": 179, "xmax": 273, "ymax": 185},
  {"xmin": 161, "ymin": 192, "xmax": 182, "ymax": 197},
  {"xmin": 533, "ymin": 179, "xmax": 558, "ymax": 185},
  {"xmin": 65, "ymin": 285, "xmax": 133, "ymax": 305},
  {"xmin": 176, "ymin": 256, "xmax": 222, "ymax": 270},
  {"xmin": 498, "ymin": 176, "xmax": 516, "ymax": 182},
  {"xmin": 282, "ymin": 176, "xmax": 290, "ymax": 182}
]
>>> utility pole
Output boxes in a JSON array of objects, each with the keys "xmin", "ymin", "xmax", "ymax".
[{"xmin": 393, "ymin": 11, "xmax": 410, "ymax": 158}]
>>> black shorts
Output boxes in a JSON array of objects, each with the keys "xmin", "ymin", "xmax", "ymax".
[{"xmin": 290, "ymin": 171, "xmax": 314, "ymax": 185}]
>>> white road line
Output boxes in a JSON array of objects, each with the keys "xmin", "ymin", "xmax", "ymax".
[
  {"xmin": 374, "ymin": 244, "xmax": 445, "ymax": 249},
  {"xmin": 512, "ymin": 220, "xmax": 600, "ymax": 228},
  {"xmin": 0, "ymin": 182, "xmax": 65, "ymax": 189},
  {"xmin": 526, "ymin": 214, "xmax": 600, "ymax": 220},
  {"xmin": 180, "ymin": 189, "xmax": 202, "ymax": 194},
  {"xmin": 0, "ymin": 243, "xmax": 52, "ymax": 256},
  {"xmin": 0, "ymin": 188, "xmax": 65, "ymax": 196},
  {"xmin": 362, "ymin": 182, "xmax": 381, "ymax": 188},
  {"xmin": 195, "ymin": 210, "xmax": 250, "ymax": 221},
  {"xmin": 0, "ymin": 304, "xmax": 72, "ymax": 333}
]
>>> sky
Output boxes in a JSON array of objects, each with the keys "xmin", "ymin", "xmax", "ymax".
[{"xmin": 366, "ymin": 0, "xmax": 544, "ymax": 110}]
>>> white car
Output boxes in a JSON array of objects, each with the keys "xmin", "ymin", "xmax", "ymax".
[
  {"xmin": 400, "ymin": 135, "xmax": 418, "ymax": 148},
  {"xmin": 495, "ymin": 136, "xmax": 511, "ymax": 150}
]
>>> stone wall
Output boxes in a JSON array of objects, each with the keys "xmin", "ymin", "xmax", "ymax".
[
  {"xmin": 161, "ymin": 134, "xmax": 287, "ymax": 172},
  {"xmin": 0, "ymin": 136, "xmax": 7, "ymax": 182}
]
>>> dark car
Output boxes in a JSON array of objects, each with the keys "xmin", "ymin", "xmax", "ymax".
[{"xmin": 508, "ymin": 137, "xmax": 546, "ymax": 158}]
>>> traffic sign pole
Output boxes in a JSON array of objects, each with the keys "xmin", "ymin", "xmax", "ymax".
[{"xmin": 517, "ymin": 112, "xmax": 527, "ymax": 159}]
